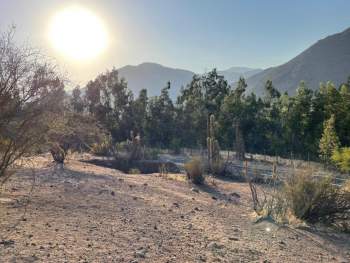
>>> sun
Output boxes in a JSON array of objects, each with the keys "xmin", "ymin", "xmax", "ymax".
[{"xmin": 49, "ymin": 6, "xmax": 108, "ymax": 61}]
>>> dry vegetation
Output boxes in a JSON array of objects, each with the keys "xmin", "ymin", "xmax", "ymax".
[
  {"xmin": 0, "ymin": 154, "xmax": 349, "ymax": 262},
  {"xmin": 1, "ymin": 27, "xmax": 350, "ymax": 263}
]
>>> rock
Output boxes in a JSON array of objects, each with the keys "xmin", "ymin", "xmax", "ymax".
[
  {"xmin": 111, "ymin": 191, "xmax": 115, "ymax": 196},
  {"xmin": 211, "ymin": 196, "xmax": 218, "ymax": 200},
  {"xmin": 207, "ymin": 242, "xmax": 224, "ymax": 250},
  {"xmin": 191, "ymin": 188, "xmax": 199, "ymax": 193},
  {"xmin": 0, "ymin": 240, "xmax": 15, "ymax": 246},
  {"xmin": 230, "ymin": 192, "xmax": 240, "ymax": 198},
  {"xmin": 197, "ymin": 255, "xmax": 207, "ymax": 261},
  {"xmin": 135, "ymin": 248, "xmax": 147, "ymax": 258}
]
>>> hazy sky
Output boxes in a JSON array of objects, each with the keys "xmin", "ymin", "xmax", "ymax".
[{"xmin": 1, "ymin": 0, "xmax": 350, "ymax": 87}]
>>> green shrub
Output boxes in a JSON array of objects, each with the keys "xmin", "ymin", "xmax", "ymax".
[
  {"xmin": 128, "ymin": 168, "xmax": 141, "ymax": 174},
  {"xmin": 332, "ymin": 147, "xmax": 350, "ymax": 173},
  {"xmin": 144, "ymin": 148, "xmax": 160, "ymax": 160},
  {"xmin": 184, "ymin": 158, "xmax": 204, "ymax": 185},
  {"xmin": 170, "ymin": 138, "xmax": 182, "ymax": 154}
]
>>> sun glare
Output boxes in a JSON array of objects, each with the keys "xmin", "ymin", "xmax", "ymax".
[{"xmin": 49, "ymin": 6, "xmax": 108, "ymax": 61}]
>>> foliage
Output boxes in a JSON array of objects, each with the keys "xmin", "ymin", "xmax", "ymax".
[
  {"xmin": 0, "ymin": 27, "xmax": 64, "ymax": 180},
  {"xmin": 282, "ymin": 173, "xmax": 350, "ymax": 224},
  {"xmin": 47, "ymin": 112, "xmax": 106, "ymax": 163},
  {"xmin": 128, "ymin": 168, "xmax": 141, "ymax": 174},
  {"xmin": 77, "ymin": 62, "xmax": 350, "ymax": 164},
  {"xmin": 319, "ymin": 115, "xmax": 340, "ymax": 163},
  {"xmin": 184, "ymin": 158, "xmax": 204, "ymax": 185},
  {"xmin": 143, "ymin": 148, "xmax": 160, "ymax": 160},
  {"xmin": 115, "ymin": 131, "xmax": 143, "ymax": 161},
  {"xmin": 91, "ymin": 135, "xmax": 113, "ymax": 156},
  {"xmin": 332, "ymin": 147, "xmax": 350, "ymax": 173},
  {"xmin": 144, "ymin": 82, "xmax": 176, "ymax": 148}
]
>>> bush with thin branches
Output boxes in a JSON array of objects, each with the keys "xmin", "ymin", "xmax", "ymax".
[{"xmin": 0, "ymin": 27, "xmax": 64, "ymax": 182}]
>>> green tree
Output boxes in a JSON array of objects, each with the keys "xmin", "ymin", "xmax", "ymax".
[
  {"xmin": 144, "ymin": 82, "xmax": 175, "ymax": 148},
  {"xmin": 319, "ymin": 115, "xmax": 340, "ymax": 164},
  {"xmin": 70, "ymin": 86, "xmax": 85, "ymax": 113},
  {"xmin": 332, "ymin": 147, "xmax": 350, "ymax": 173}
]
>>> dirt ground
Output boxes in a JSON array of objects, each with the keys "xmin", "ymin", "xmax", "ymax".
[{"xmin": 0, "ymin": 154, "xmax": 349, "ymax": 263}]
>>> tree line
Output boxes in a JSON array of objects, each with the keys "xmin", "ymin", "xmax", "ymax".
[{"xmin": 71, "ymin": 68, "xmax": 350, "ymax": 162}]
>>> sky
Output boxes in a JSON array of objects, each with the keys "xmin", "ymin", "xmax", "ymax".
[{"xmin": 1, "ymin": 0, "xmax": 350, "ymax": 87}]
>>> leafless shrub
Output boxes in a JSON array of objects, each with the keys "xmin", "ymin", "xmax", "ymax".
[{"xmin": 0, "ymin": 27, "xmax": 64, "ymax": 182}]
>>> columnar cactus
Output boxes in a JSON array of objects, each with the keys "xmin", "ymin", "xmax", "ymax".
[{"xmin": 207, "ymin": 114, "xmax": 220, "ymax": 171}]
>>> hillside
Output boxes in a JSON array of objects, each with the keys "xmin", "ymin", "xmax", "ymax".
[
  {"xmin": 0, "ymin": 154, "xmax": 349, "ymax": 262},
  {"xmin": 246, "ymin": 27, "xmax": 350, "ymax": 95},
  {"xmin": 218, "ymin": 67, "xmax": 263, "ymax": 84},
  {"xmin": 117, "ymin": 63, "xmax": 261, "ymax": 99}
]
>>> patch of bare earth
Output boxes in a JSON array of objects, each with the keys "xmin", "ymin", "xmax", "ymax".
[{"xmin": 0, "ymin": 154, "xmax": 349, "ymax": 262}]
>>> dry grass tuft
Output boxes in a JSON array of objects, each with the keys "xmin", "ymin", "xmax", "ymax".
[{"xmin": 184, "ymin": 157, "xmax": 205, "ymax": 185}]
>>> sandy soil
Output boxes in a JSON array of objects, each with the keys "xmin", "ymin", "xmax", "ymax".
[{"xmin": 0, "ymin": 154, "xmax": 349, "ymax": 263}]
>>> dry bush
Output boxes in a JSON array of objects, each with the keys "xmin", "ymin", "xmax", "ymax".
[
  {"xmin": 128, "ymin": 168, "xmax": 141, "ymax": 174},
  {"xmin": 0, "ymin": 27, "xmax": 64, "ymax": 181},
  {"xmin": 184, "ymin": 157, "xmax": 204, "ymax": 185},
  {"xmin": 211, "ymin": 159, "xmax": 226, "ymax": 176},
  {"xmin": 91, "ymin": 135, "xmax": 113, "ymax": 156},
  {"xmin": 342, "ymin": 179, "xmax": 350, "ymax": 192},
  {"xmin": 50, "ymin": 143, "xmax": 66, "ymax": 164},
  {"xmin": 282, "ymin": 173, "xmax": 350, "ymax": 224},
  {"xmin": 115, "ymin": 131, "xmax": 143, "ymax": 161},
  {"xmin": 47, "ymin": 113, "xmax": 106, "ymax": 164},
  {"xmin": 249, "ymin": 171, "xmax": 350, "ymax": 229}
]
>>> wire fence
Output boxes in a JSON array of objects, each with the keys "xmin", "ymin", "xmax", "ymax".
[{"xmin": 160, "ymin": 148, "xmax": 348, "ymax": 187}]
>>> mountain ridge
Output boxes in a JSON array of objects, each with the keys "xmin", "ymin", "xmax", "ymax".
[
  {"xmin": 246, "ymin": 27, "xmax": 350, "ymax": 95},
  {"xmin": 117, "ymin": 62, "xmax": 262, "ymax": 98}
]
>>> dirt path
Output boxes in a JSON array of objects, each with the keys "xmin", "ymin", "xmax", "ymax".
[{"xmin": 0, "ymin": 155, "xmax": 349, "ymax": 262}]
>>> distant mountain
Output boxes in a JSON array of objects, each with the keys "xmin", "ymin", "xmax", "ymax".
[
  {"xmin": 246, "ymin": 27, "xmax": 350, "ymax": 96},
  {"xmin": 218, "ymin": 67, "xmax": 263, "ymax": 84},
  {"xmin": 117, "ymin": 63, "xmax": 262, "ymax": 99},
  {"xmin": 117, "ymin": 62, "xmax": 194, "ymax": 99}
]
